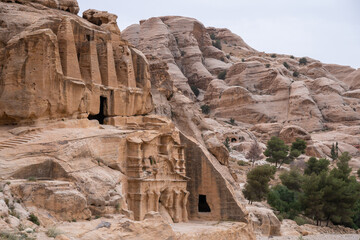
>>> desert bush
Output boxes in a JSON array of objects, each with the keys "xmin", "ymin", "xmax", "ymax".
[
  {"xmin": 218, "ymin": 70, "xmax": 227, "ymax": 80},
  {"xmin": 293, "ymin": 71, "xmax": 299, "ymax": 77},
  {"xmin": 290, "ymin": 55, "xmax": 295, "ymax": 59},
  {"xmin": 299, "ymin": 57, "xmax": 307, "ymax": 65},
  {"xmin": 265, "ymin": 64, "xmax": 270, "ymax": 68},
  {"xmin": 237, "ymin": 160, "xmax": 249, "ymax": 166},
  {"xmin": 212, "ymin": 40, "xmax": 222, "ymax": 50},
  {"xmin": 190, "ymin": 85, "xmax": 200, "ymax": 97},
  {"xmin": 201, "ymin": 105, "xmax": 210, "ymax": 114},
  {"xmin": 294, "ymin": 216, "xmax": 308, "ymax": 226},
  {"xmin": 28, "ymin": 213, "xmax": 40, "ymax": 226},
  {"xmin": 223, "ymin": 137, "xmax": 231, "ymax": 151},
  {"xmin": 210, "ymin": 33, "xmax": 216, "ymax": 40},
  {"xmin": 46, "ymin": 228, "xmax": 62, "ymax": 238},
  {"xmin": 271, "ymin": 54, "xmax": 277, "ymax": 58},
  {"xmin": 283, "ymin": 62, "xmax": 290, "ymax": 69}
]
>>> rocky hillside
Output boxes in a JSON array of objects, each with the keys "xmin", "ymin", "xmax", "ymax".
[
  {"xmin": 0, "ymin": 1, "xmax": 359, "ymax": 238},
  {"xmin": 123, "ymin": 16, "xmax": 360, "ymax": 171},
  {"xmin": 123, "ymin": 16, "xmax": 360, "ymax": 236}
]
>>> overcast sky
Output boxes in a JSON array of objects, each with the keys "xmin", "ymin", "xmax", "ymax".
[{"xmin": 77, "ymin": 0, "xmax": 360, "ymax": 69}]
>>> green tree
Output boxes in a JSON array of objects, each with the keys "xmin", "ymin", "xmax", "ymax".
[
  {"xmin": 280, "ymin": 169, "xmax": 303, "ymax": 191},
  {"xmin": 322, "ymin": 152, "xmax": 360, "ymax": 227},
  {"xmin": 330, "ymin": 142, "xmax": 339, "ymax": 160},
  {"xmin": 267, "ymin": 185, "xmax": 301, "ymax": 219},
  {"xmin": 304, "ymin": 157, "xmax": 330, "ymax": 175},
  {"xmin": 301, "ymin": 173, "xmax": 324, "ymax": 226},
  {"xmin": 332, "ymin": 152, "xmax": 352, "ymax": 181},
  {"xmin": 264, "ymin": 137, "xmax": 301, "ymax": 168},
  {"xmin": 291, "ymin": 138, "xmax": 307, "ymax": 154},
  {"xmin": 243, "ymin": 165, "xmax": 276, "ymax": 204},
  {"xmin": 264, "ymin": 137, "xmax": 289, "ymax": 168}
]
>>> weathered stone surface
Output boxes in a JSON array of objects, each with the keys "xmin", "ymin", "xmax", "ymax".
[
  {"xmin": 247, "ymin": 206, "xmax": 281, "ymax": 236},
  {"xmin": 203, "ymin": 132, "xmax": 229, "ymax": 165},
  {"xmin": 0, "ymin": 1, "xmax": 153, "ymax": 124},
  {"xmin": 180, "ymin": 133, "xmax": 247, "ymax": 222},
  {"xmin": 0, "ymin": 0, "xmax": 79, "ymax": 14}
]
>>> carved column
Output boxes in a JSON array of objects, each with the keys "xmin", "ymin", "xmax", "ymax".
[
  {"xmin": 181, "ymin": 190, "xmax": 189, "ymax": 222},
  {"xmin": 154, "ymin": 191, "xmax": 160, "ymax": 212},
  {"xmin": 173, "ymin": 190, "xmax": 181, "ymax": 223}
]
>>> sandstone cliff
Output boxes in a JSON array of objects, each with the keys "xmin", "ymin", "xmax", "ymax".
[
  {"xmin": 0, "ymin": 1, "xmax": 255, "ymax": 239},
  {"xmin": 122, "ymin": 15, "xmax": 360, "ymax": 236}
]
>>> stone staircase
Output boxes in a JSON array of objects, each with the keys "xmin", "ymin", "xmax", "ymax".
[{"xmin": 0, "ymin": 133, "xmax": 41, "ymax": 151}]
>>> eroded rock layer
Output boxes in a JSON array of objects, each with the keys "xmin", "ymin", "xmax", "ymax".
[{"xmin": 0, "ymin": 2, "xmax": 153, "ymax": 125}]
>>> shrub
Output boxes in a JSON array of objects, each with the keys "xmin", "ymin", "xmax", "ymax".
[
  {"xmin": 265, "ymin": 64, "xmax": 270, "ymax": 68},
  {"xmin": 294, "ymin": 216, "xmax": 308, "ymax": 226},
  {"xmin": 226, "ymin": 54, "xmax": 230, "ymax": 59},
  {"xmin": 241, "ymin": 58, "xmax": 245, "ymax": 62},
  {"xmin": 271, "ymin": 54, "xmax": 277, "ymax": 58},
  {"xmin": 201, "ymin": 105, "xmax": 210, "ymax": 114},
  {"xmin": 28, "ymin": 213, "xmax": 40, "ymax": 226},
  {"xmin": 229, "ymin": 118, "xmax": 235, "ymax": 125},
  {"xmin": 299, "ymin": 57, "xmax": 307, "ymax": 65},
  {"xmin": 293, "ymin": 71, "xmax": 299, "ymax": 77},
  {"xmin": 223, "ymin": 137, "xmax": 231, "ymax": 152},
  {"xmin": 190, "ymin": 85, "xmax": 200, "ymax": 97},
  {"xmin": 357, "ymin": 169, "xmax": 360, "ymax": 178},
  {"xmin": 283, "ymin": 62, "xmax": 290, "ymax": 69},
  {"xmin": 46, "ymin": 228, "xmax": 62, "ymax": 238},
  {"xmin": 0, "ymin": 232, "xmax": 18, "ymax": 240},
  {"xmin": 290, "ymin": 55, "xmax": 295, "ymax": 59},
  {"xmin": 218, "ymin": 70, "xmax": 227, "ymax": 80},
  {"xmin": 27, "ymin": 177, "xmax": 36, "ymax": 182},
  {"xmin": 237, "ymin": 160, "xmax": 250, "ymax": 166},
  {"xmin": 212, "ymin": 40, "xmax": 222, "ymax": 50},
  {"xmin": 210, "ymin": 33, "xmax": 216, "ymax": 40}
]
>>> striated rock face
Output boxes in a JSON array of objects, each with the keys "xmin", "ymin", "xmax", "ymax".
[
  {"xmin": 123, "ymin": 15, "xmax": 360, "ymax": 237},
  {"xmin": 0, "ymin": 1, "xmax": 152, "ymax": 125},
  {"xmin": 0, "ymin": 0, "xmax": 79, "ymax": 14}
]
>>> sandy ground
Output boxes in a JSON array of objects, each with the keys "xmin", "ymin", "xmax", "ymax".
[{"xmin": 257, "ymin": 234, "xmax": 360, "ymax": 240}]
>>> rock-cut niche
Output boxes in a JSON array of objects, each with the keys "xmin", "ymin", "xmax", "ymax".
[
  {"xmin": 198, "ymin": 194, "xmax": 211, "ymax": 212},
  {"xmin": 88, "ymin": 96, "xmax": 107, "ymax": 124}
]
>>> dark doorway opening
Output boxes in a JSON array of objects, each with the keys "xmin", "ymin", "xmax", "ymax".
[
  {"xmin": 198, "ymin": 195, "xmax": 211, "ymax": 212},
  {"xmin": 88, "ymin": 96, "xmax": 107, "ymax": 124}
]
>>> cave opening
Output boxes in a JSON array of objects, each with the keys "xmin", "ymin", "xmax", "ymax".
[
  {"xmin": 88, "ymin": 96, "xmax": 107, "ymax": 124},
  {"xmin": 198, "ymin": 194, "xmax": 211, "ymax": 212}
]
